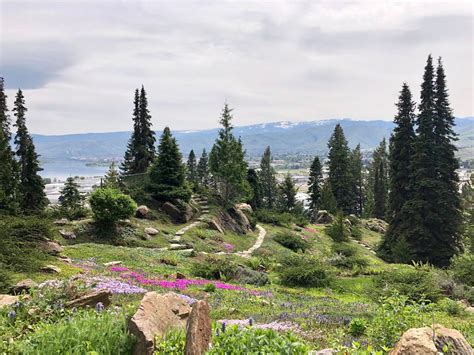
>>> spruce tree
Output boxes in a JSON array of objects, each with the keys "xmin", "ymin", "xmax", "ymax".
[
  {"xmin": 350, "ymin": 144, "xmax": 364, "ymax": 216},
  {"xmin": 247, "ymin": 168, "xmax": 262, "ymax": 210},
  {"xmin": 103, "ymin": 162, "xmax": 120, "ymax": 189},
  {"xmin": 186, "ymin": 149, "xmax": 198, "ymax": 188},
  {"xmin": 208, "ymin": 104, "xmax": 249, "ymax": 208},
  {"xmin": 197, "ymin": 149, "xmax": 210, "ymax": 188},
  {"xmin": 0, "ymin": 77, "xmax": 18, "ymax": 213},
  {"xmin": 307, "ymin": 156, "xmax": 323, "ymax": 214},
  {"xmin": 259, "ymin": 146, "xmax": 278, "ymax": 209},
  {"xmin": 371, "ymin": 138, "xmax": 388, "ymax": 219},
  {"xmin": 59, "ymin": 177, "xmax": 84, "ymax": 212},
  {"xmin": 327, "ymin": 124, "xmax": 355, "ymax": 214},
  {"xmin": 320, "ymin": 179, "xmax": 337, "ymax": 214},
  {"xmin": 148, "ymin": 127, "xmax": 190, "ymax": 202},
  {"xmin": 379, "ymin": 83, "xmax": 416, "ymax": 259},
  {"xmin": 278, "ymin": 173, "xmax": 297, "ymax": 212},
  {"xmin": 121, "ymin": 87, "xmax": 156, "ymax": 175}
]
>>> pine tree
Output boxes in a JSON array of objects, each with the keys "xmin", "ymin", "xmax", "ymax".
[
  {"xmin": 371, "ymin": 138, "xmax": 388, "ymax": 219},
  {"xmin": 320, "ymin": 179, "xmax": 337, "ymax": 214},
  {"xmin": 13, "ymin": 89, "xmax": 47, "ymax": 213},
  {"xmin": 197, "ymin": 149, "xmax": 210, "ymax": 188},
  {"xmin": 186, "ymin": 150, "xmax": 198, "ymax": 188},
  {"xmin": 278, "ymin": 173, "xmax": 297, "ymax": 212},
  {"xmin": 379, "ymin": 83, "xmax": 416, "ymax": 259},
  {"xmin": 0, "ymin": 77, "xmax": 18, "ymax": 213},
  {"xmin": 247, "ymin": 168, "xmax": 262, "ymax": 210},
  {"xmin": 103, "ymin": 162, "xmax": 120, "ymax": 189},
  {"xmin": 350, "ymin": 144, "xmax": 364, "ymax": 216},
  {"xmin": 148, "ymin": 127, "xmax": 191, "ymax": 202},
  {"xmin": 208, "ymin": 104, "xmax": 249, "ymax": 207},
  {"xmin": 121, "ymin": 87, "xmax": 156, "ymax": 175},
  {"xmin": 327, "ymin": 124, "xmax": 355, "ymax": 214},
  {"xmin": 307, "ymin": 156, "xmax": 323, "ymax": 214},
  {"xmin": 259, "ymin": 146, "xmax": 278, "ymax": 209},
  {"xmin": 59, "ymin": 177, "xmax": 84, "ymax": 211}
]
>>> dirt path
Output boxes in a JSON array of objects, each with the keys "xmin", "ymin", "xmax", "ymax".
[{"xmin": 235, "ymin": 224, "xmax": 266, "ymax": 258}]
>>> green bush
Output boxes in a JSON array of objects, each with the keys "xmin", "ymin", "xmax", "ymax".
[
  {"xmin": 191, "ymin": 255, "xmax": 236, "ymax": 281},
  {"xmin": 255, "ymin": 209, "xmax": 308, "ymax": 227},
  {"xmin": 372, "ymin": 265, "xmax": 441, "ymax": 302},
  {"xmin": 15, "ymin": 310, "xmax": 135, "ymax": 354},
  {"xmin": 89, "ymin": 188, "xmax": 137, "ymax": 226},
  {"xmin": 0, "ymin": 267, "xmax": 12, "ymax": 293},
  {"xmin": 278, "ymin": 255, "xmax": 333, "ymax": 288},
  {"xmin": 325, "ymin": 214, "xmax": 349, "ymax": 242},
  {"xmin": 438, "ymin": 298, "xmax": 464, "ymax": 316},
  {"xmin": 348, "ymin": 318, "xmax": 367, "ymax": 337},
  {"xmin": 350, "ymin": 225, "xmax": 363, "ymax": 240},
  {"xmin": 274, "ymin": 232, "xmax": 309, "ymax": 253},
  {"xmin": 329, "ymin": 243, "xmax": 369, "ymax": 269},
  {"xmin": 234, "ymin": 266, "xmax": 269, "ymax": 286},
  {"xmin": 451, "ymin": 253, "xmax": 474, "ymax": 286}
]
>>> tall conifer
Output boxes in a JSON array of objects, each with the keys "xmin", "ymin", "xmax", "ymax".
[
  {"xmin": 197, "ymin": 149, "xmax": 210, "ymax": 188},
  {"xmin": 247, "ymin": 168, "xmax": 262, "ymax": 209},
  {"xmin": 307, "ymin": 156, "xmax": 323, "ymax": 214},
  {"xmin": 186, "ymin": 150, "xmax": 198, "ymax": 188},
  {"xmin": 279, "ymin": 174, "xmax": 297, "ymax": 212},
  {"xmin": 259, "ymin": 146, "xmax": 278, "ymax": 209},
  {"xmin": 350, "ymin": 144, "xmax": 364, "ymax": 216}
]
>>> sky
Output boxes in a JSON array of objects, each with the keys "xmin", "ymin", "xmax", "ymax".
[{"xmin": 1, "ymin": 0, "xmax": 473, "ymax": 135}]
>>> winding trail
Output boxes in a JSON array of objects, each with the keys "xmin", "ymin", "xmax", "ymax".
[{"xmin": 235, "ymin": 224, "xmax": 266, "ymax": 258}]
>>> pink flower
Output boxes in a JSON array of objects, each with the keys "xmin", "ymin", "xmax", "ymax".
[{"xmin": 223, "ymin": 242, "xmax": 234, "ymax": 251}]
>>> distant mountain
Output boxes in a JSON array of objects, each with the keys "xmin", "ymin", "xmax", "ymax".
[{"xmin": 32, "ymin": 117, "xmax": 473, "ymax": 163}]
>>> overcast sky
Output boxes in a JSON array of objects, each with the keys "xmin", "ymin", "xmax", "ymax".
[{"xmin": 1, "ymin": 0, "xmax": 473, "ymax": 135}]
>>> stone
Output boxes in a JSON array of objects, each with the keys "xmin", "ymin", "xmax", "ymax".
[
  {"xmin": 391, "ymin": 324, "xmax": 473, "ymax": 355},
  {"xmin": 136, "ymin": 205, "xmax": 150, "ymax": 218},
  {"xmin": 58, "ymin": 256, "xmax": 72, "ymax": 263},
  {"xmin": 40, "ymin": 265, "xmax": 61, "ymax": 273},
  {"xmin": 170, "ymin": 244, "xmax": 188, "ymax": 250},
  {"xmin": 207, "ymin": 219, "xmax": 224, "ymax": 234},
  {"xmin": 176, "ymin": 272, "xmax": 186, "ymax": 279},
  {"xmin": 162, "ymin": 202, "xmax": 184, "ymax": 222},
  {"xmin": 66, "ymin": 289, "xmax": 112, "ymax": 308},
  {"xmin": 0, "ymin": 294, "xmax": 19, "ymax": 308},
  {"xmin": 310, "ymin": 349, "xmax": 335, "ymax": 355},
  {"xmin": 235, "ymin": 203, "xmax": 253, "ymax": 214},
  {"xmin": 314, "ymin": 210, "xmax": 334, "ymax": 224},
  {"xmin": 11, "ymin": 279, "xmax": 38, "ymax": 294},
  {"xmin": 40, "ymin": 241, "xmax": 64, "ymax": 255},
  {"xmin": 185, "ymin": 300, "xmax": 212, "ymax": 355},
  {"xmin": 53, "ymin": 218, "xmax": 69, "ymax": 225},
  {"xmin": 59, "ymin": 229, "xmax": 76, "ymax": 239},
  {"xmin": 361, "ymin": 218, "xmax": 388, "ymax": 234},
  {"xmin": 103, "ymin": 260, "xmax": 122, "ymax": 267},
  {"xmin": 129, "ymin": 292, "xmax": 191, "ymax": 355},
  {"xmin": 144, "ymin": 227, "xmax": 159, "ymax": 236}
]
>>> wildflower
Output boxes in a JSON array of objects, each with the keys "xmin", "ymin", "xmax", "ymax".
[
  {"xmin": 95, "ymin": 302, "xmax": 104, "ymax": 313},
  {"xmin": 221, "ymin": 321, "xmax": 226, "ymax": 332},
  {"xmin": 248, "ymin": 317, "xmax": 254, "ymax": 326},
  {"xmin": 7, "ymin": 310, "xmax": 16, "ymax": 319}
]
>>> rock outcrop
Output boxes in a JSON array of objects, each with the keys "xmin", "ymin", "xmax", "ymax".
[
  {"xmin": 207, "ymin": 219, "xmax": 224, "ymax": 234},
  {"xmin": 66, "ymin": 289, "xmax": 112, "ymax": 308},
  {"xmin": 59, "ymin": 229, "xmax": 76, "ymax": 239},
  {"xmin": 129, "ymin": 292, "xmax": 192, "ymax": 355},
  {"xmin": 185, "ymin": 300, "xmax": 212, "ymax": 355},
  {"xmin": 391, "ymin": 324, "xmax": 473, "ymax": 355},
  {"xmin": 40, "ymin": 265, "xmax": 61, "ymax": 273},
  {"xmin": 361, "ymin": 218, "xmax": 388, "ymax": 234},
  {"xmin": 162, "ymin": 201, "xmax": 196, "ymax": 223},
  {"xmin": 11, "ymin": 279, "xmax": 38, "ymax": 294},
  {"xmin": 39, "ymin": 241, "xmax": 64, "ymax": 255},
  {"xmin": 0, "ymin": 294, "xmax": 19, "ymax": 308},
  {"xmin": 313, "ymin": 210, "xmax": 334, "ymax": 224},
  {"xmin": 136, "ymin": 205, "xmax": 150, "ymax": 218}
]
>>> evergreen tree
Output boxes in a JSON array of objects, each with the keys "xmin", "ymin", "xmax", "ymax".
[
  {"xmin": 278, "ymin": 173, "xmax": 297, "ymax": 213},
  {"xmin": 327, "ymin": 124, "xmax": 355, "ymax": 214},
  {"xmin": 307, "ymin": 156, "xmax": 323, "ymax": 214},
  {"xmin": 13, "ymin": 89, "xmax": 47, "ymax": 213},
  {"xmin": 247, "ymin": 168, "xmax": 262, "ymax": 210},
  {"xmin": 59, "ymin": 177, "xmax": 84, "ymax": 212},
  {"xmin": 371, "ymin": 138, "xmax": 388, "ymax": 219},
  {"xmin": 208, "ymin": 104, "xmax": 249, "ymax": 207},
  {"xmin": 186, "ymin": 149, "xmax": 198, "ymax": 188},
  {"xmin": 432, "ymin": 57, "xmax": 462, "ymax": 261},
  {"xmin": 0, "ymin": 77, "xmax": 18, "ymax": 213},
  {"xmin": 197, "ymin": 149, "xmax": 210, "ymax": 188},
  {"xmin": 259, "ymin": 146, "xmax": 278, "ymax": 209},
  {"xmin": 380, "ymin": 83, "xmax": 416, "ymax": 258},
  {"xmin": 121, "ymin": 87, "xmax": 156, "ymax": 175},
  {"xmin": 350, "ymin": 144, "xmax": 364, "ymax": 216},
  {"xmin": 320, "ymin": 179, "xmax": 337, "ymax": 214},
  {"xmin": 148, "ymin": 127, "xmax": 191, "ymax": 202},
  {"xmin": 103, "ymin": 162, "xmax": 120, "ymax": 189}
]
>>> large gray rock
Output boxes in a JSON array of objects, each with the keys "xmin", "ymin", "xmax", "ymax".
[
  {"xmin": 185, "ymin": 300, "xmax": 212, "ymax": 355},
  {"xmin": 391, "ymin": 324, "xmax": 473, "ymax": 355},
  {"xmin": 40, "ymin": 265, "xmax": 61, "ymax": 273},
  {"xmin": 235, "ymin": 203, "xmax": 253, "ymax": 214},
  {"xmin": 162, "ymin": 202, "xmax": 195, "ymax": 223},
  {"xmin": 39, "ymin": 241, "xmax": 64, "ymax": 255},
  {"xmin": 207, "ymin": 219, "xmax": 224, "ymax": 234},
  {"xmin": 129, "ymin": 292, "xmax": 192, "ymax": 355},
  {"xmin": 59, "ymin": 229, "xmax": 76, "ymax": 239},
  {"xmin": 66, "ymin": 289, "xmax": 112, "ymax": 309},
  {"xmin": 361, "ymin": 218, "xmax": 388, "ymax": 234},
  {"xmin": 314, "ymin": 210, "xmax": 334, "ymax": 224},
  {"xmin": 0, "ymin": 295, "xmax": 19, "ymax": 308},
  {"xmin": 11, "ymin": 279, "xmax": 38, "ymax": 294},
  {"xmin": 144, "ymin": 227, "xmax": 159, "ymax": 236},
  {"xmin": 136, "ymin": 205, "xmax": 150, "ymax": 218}
]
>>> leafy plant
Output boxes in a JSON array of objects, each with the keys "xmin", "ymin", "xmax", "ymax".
[
  {"xmin": 348, "ymin": 318, "xmax": 367, "ymax": 337},
  {"xmin": 191, "ymin": 255, "xmax": 236, "ymax": 281},
  {"xmin": 325, "ymin": 214, "xmax": 349, "ymax": 242},
  {"xmin": 89, "ymin": 188, "xmax": 137, "ymax": 227},
  {"xmin": 155, "ymin": 329, "xmax": 186, "ymax": 354},
  {"xmin": 277, "ymin": 255, "xmax": 333, "ymax": 288},
  {"xmin": 274, "ymin": 232, "xmax": 309, "ymax": 252},
  {"xmin": 451, "ymin": 253, "xmax": 474, "ymax": 286}
]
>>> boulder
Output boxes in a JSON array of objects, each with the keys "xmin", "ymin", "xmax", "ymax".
[
  {"xmin": 144, "ymin": 227, "xmax": 159, "ymax": 236},
  {"xmin": 0, "ymin": 294, "xmax": 19, "ymax": 308},
  {"xmin": 129, "ymin": 292, "xmax": 192, "ymax": 355},
  {"xmin": 207, "ymin": 219, "xmax": 224, "ymax": 234},
  {"xmin": 176, "ymin": 272, "xmax": 186, "ymax": 279},
  {"xmin": 59, "ymin": 229, "xmax": 76, "ymax": 239},
  {"xmin": 58, "ymin": 256, "xmax": 72, "ymax": 263},
  {"xmin": 235, "ymin": 203, "xmax": 253, "ymax": 214},
  {"xmin": 185, "ymin": 300, "xmax": 212, "ymax": 355},
  {"xmin": 361, "ymin": 218, "xmax": 388, "ymax": 234},
  {"xmin": 66, "ymin": 289, "xmax": 112, "ymax": 308},
  {"xmin": 40, "ymin": 265, "xmax": 61, "ymax": 273},
  {"xmin": 136, "ymin": 205, "xmax": 150, "ymax": 218},
  {"xmin": 40, "ymin": 241, "xmax": 64, "ymax": 255},
  {"xmin": 11, "ymin": 279, "xmax": 38, "ymax": 294},
  {"xmin": 103, "ymin": 260, "xmax": 122, "ymax": 267},
  {"xmin": 53, "ymin": 218, "xmax": 69, "ymax": 225},
  {"xmin": 391, "ymin": 324, "xmax": 473, "ymax": 355},
  {"xmin": 162, "ymin": 202, "xmax": 184, "ymax": 223},
  {"xmin": 314, "ymin": 210, "xmax": 334, "ymax": 224}
]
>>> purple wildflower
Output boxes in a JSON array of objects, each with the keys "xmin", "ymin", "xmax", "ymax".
[
  {"xmin": 95, "ymin": 302, "xmax": 104, "ymax": 313},
  {"xmin": 7, "ymin": 310, "xmax": 16, "ymax": 319}
]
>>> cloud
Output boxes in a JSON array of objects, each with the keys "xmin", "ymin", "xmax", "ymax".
[{"xmin": 0, "ymin": 0, "xmax": 472, "ymax": 134}]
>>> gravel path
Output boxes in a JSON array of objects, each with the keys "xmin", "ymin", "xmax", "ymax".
[{"xmin": 235, "ymin": 224, "xmax": 266, "ymax": 258}]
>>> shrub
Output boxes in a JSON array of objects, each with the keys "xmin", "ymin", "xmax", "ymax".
[
  {"xmin": 451, "ymin": 253, "xmax": 474, "ymax": 287},
  {"xmin": 348, "ymin": 318, "xmax": 367, "ymax": 337},
  {"xmin": 274, "ymin": 232, "xmax": 309, "ymax": 252},
  {"xmin": 438, "ymin": 298, "xmax": 464, "ymax": 316},
  {"xmin": 325, "ymin": 214, "xmax": 349, "ymax": 242},
  {"xmin": 329, "ymin": 243, "xmax": 369, "ymax": 269},
  {"xmin": 278, "ymin": 255, "xmax": 333, "ymax": 288},
  {"xmin": 372, "ymin": 265, "xmax": 441, "ymax": 302},
  {"xmin": 89, "ymin": 188, "xmax": 137, "ymax": 227},
  {"xmin": 0, "ymin": 267, "xmax": 12, "ymax": 293},
  {"xmin": 234, "ymin": 266, "xmax": 269, "ymax": 286},
  {"xmin": 350, "ymin": 225, "xmax": 362, "ymax": 241},
  {"xmin": 255, "ymin": 209, "xmax": 308, "ymax": 227},
  {"xmin": 191, "ymin": 255, "xmax": 236, "ymax": 281},
  {"xmin": 204, "ymin": 283, "xmax": 216, "ymax": 293}
]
